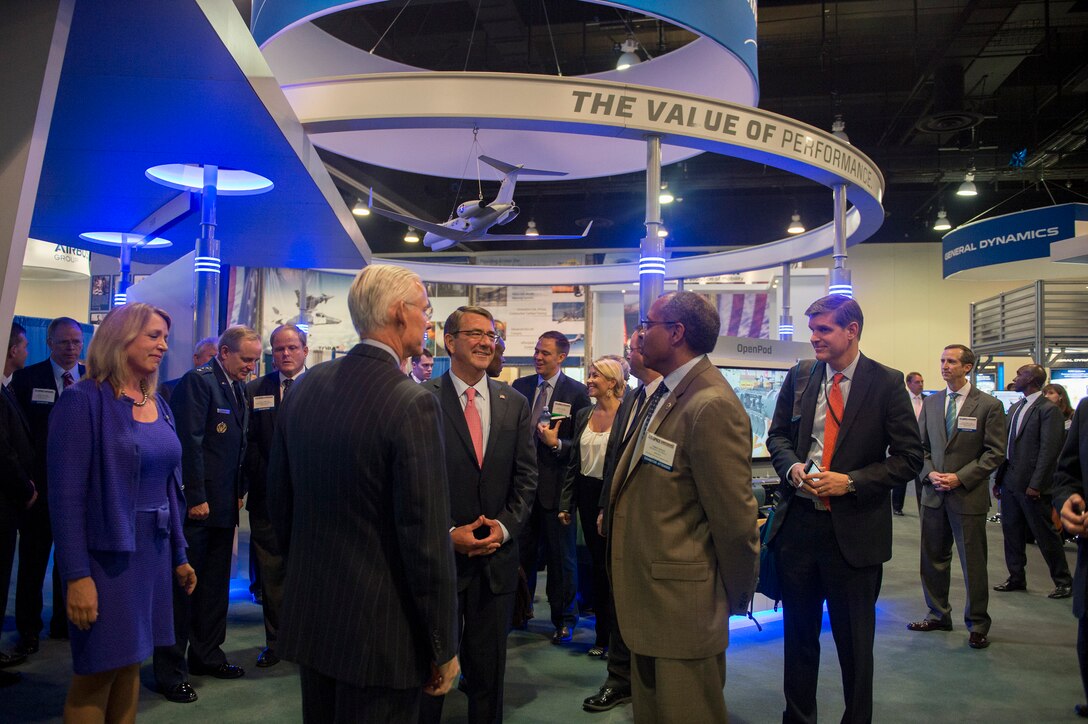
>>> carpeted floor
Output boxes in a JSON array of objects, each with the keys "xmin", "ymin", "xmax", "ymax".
[{"xmin": 2, "ymin": 489, "xmax": 1084, "ymax": 722}]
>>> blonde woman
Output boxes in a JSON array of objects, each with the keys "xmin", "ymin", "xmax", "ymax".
[
  {"xmin": 549, "ymin": 357, "xmax": 625, "ymax": 657},
  {"xmin": 49, "ymin": 304, "xmax": 195, "ymax": 722}
]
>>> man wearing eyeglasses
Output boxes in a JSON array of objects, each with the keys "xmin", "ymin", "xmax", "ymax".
[
  {"xmin": 10, "ymin": 317, "xmax": 85, "ymax": 656},
  {"xmin": 513, "ymin": 331, "xmax": 590, "ymax": 644},
  {"xmin": 421, "ymin": 306, "xmax": 536, "ymax": 724}
]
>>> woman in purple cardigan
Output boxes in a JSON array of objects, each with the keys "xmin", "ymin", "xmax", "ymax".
[{"xmin": 48, "ymin": 303, "xmax": 196, "ymax": 722}]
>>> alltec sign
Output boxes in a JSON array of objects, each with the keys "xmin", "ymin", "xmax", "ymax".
[{"xmin": 942, "ymin": 203, "xmax": 1087, "ymax": 278}]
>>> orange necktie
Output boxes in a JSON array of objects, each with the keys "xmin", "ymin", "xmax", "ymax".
[{"xmin": 820, "ymin": 373, "xmax": 845, "ymax": 508}]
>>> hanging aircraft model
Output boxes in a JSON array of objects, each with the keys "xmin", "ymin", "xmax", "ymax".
[{"xmin": 367, "ymin": 155, "xmax": 592, "ymax": 252}]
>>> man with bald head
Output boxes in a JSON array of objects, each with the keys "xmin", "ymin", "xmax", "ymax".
[{"xmin": 993, "ymin": 363, "xmax": 1073, "ymax": 599}]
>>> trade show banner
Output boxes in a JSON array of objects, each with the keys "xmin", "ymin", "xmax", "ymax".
[
  {"xmin": 259, "ymin": 268, "xmax": 359, "ymax": 351},
  {"xmin": 478, "ymin": 285, "xmax": 586, "ymax": 358}
]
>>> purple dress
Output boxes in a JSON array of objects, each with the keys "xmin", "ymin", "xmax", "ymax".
[{"xmin": 68, "ymin": 412, "xmax": 182, "ymax": 675}]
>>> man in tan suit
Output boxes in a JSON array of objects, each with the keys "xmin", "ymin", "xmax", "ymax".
[{"xmin": 609, "ymin": 291, "xmax": 759, "ymax": 723}]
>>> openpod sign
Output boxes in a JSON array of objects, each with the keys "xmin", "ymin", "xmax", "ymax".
[{"xmin": 942, "ymin": 203, "xmax": 1087, "ymax": 278}]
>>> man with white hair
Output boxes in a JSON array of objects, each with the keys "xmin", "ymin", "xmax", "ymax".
[{"xmin": 268, "ymin": 264, "xmax": 459, "ymax": 723}]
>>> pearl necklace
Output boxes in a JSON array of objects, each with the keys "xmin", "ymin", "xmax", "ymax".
[{"xmin": 129, "ymin": 380, "xmax": 150, "ymax": 407}]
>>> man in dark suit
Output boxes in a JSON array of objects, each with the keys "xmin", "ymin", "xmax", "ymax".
[
  {"xmin": 159, "ymin": 336, "xmax": 218, "ymax": 403},
  {"xmin": 910, "ymin": 344, "xmax": 1005, "ymax": 650},
  {"xmin": 993, "ymin": 363, "xmax": 1072, "ymax": 598},
  {"xmin": 893, "ymin": 371, "xmax": 926, "ymax": 515},
  {"xmin": 153, "ymin": 325, "xmax": 262, "ymax": 703},
  {"xmin": 421, "ymin": 305, "xmax": 536, "ymax": 724},
  {"xmin": 583, "ymin": 327, "xmax": 661, "ymax": 713},
  {"xmin": 767, "ymin": 294, "xmax": 923, "ymax": 724},
  {"xmin": 267, "ymin": 264, "xmax": 459, "ymax": 723},
  {"xmin": 410, "ymin": 349, "xmax": 435, "ymax": 383},
  {"xmin": 1053, "ymin": 398, "xmax": 1088, "ymax": 717},
  {"xmin": 610, "ymin": 292, "xmax": 759, "ymax": 722},
  {"xmin": 512, "ymin": 331, "xmax": 590, "ymax": 643},
  {"xmin": 0, "ymin": 322, "xmax": 36, "ymax": 684},
  {"xmin": 243, "ymin": 324, "xmax": 309, "ymax": 669},
  {"xmin": 10, "ymin": 316, "xmax": 85, "ymax": 655}
]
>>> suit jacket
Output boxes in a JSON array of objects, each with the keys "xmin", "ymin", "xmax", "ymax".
[
  {"xmin": 0, "ymin": 385, "xmax": 35, "ymax": 507},
  {"xmin": 244, "ymin": 371, "xmax": 283, "ymax": 520},
  {"xmin": 609, "ymin": 356, "xmax": 759, "ymax": 659},
  {"xmin": 425, "ymin": 373, "xmax": 537, "ymax": 594},
  {"xmin": 598, "ymin": 386, "xmax": 641, "ymax": 511},
  {"xmin": 996, "ymin": 395, "xmax": 1063, "ymax": 495},
  {"xmin": 1052, "ymin": 398, "xmax": 1088, "ymax": 617},
  {"xmin": 512, "ymin": 372, "xmax": 591, "ymax": 509},
  {"xmin": 267, "ymin": 343, "xmax": 457, "ymax": 689},
  {"xmin": 919, "ymin": 386, "xmax": 1006, "ymax": 515},
  {"xmin": 10, "ymin": 358, "xmax": 86, "ymax": 492},
  {"xmin": 170, "ymin": 360, "xmax": 248, "ymax": 528},
  {"xmin": 766, "ymin": 354, "xmax": 923, "ymax": 568}
]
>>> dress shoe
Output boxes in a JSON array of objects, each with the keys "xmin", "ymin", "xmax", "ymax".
[
  {"xmin": 587, "ymin": 645, "xmax": 607, "ymax": 658},
  {"xmin": 256, "ymin": 648, "xmax": 280, "ymax": 668},
  {"xmin": 583, "ymin": 685, "xmax": 632, "ymax": 712},
  {"xmin": 190, "ymin": 662, "xmax": 245, "ymax": 679},
  {"xmin": 14, "ymin": 635, "xmax": 39, "ymax": 656},
  {"xmin": 1075, "ymin": 704, "xmax": 1088, "ymax": 718},
  {"xmin": 551, "ymin": 626, "xmax": 572, "ymax": 644},
  {"xmin": 907, "ymin": 619, "xmax": 953, "ymax": 632},
  {"xmin": 968, "ymin": 632, "xmax": 990, "ymax": 649},
  {"xmin": 163, "ymin": 682, "xmax": 198, "ymax": 703},
  {"xmin": 893, "ymin": 509, "xmax": 905, "ymax": 517},
  {"xmin": 0, "ymin": 651, "xmax": 26, "ymax": 669},
  {"xmin": 993, "ymin": 579, "xmax": 1026, "ymax": 592},
  {"xmin": 1049, "ymin": 585, "xmax": 1073, "ymax": 599},
  {"xmin": 0, "ymin": 670, "xmax": 21, "ymax": 688}
]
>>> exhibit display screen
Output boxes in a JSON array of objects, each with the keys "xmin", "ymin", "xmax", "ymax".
[
  {"xmin": 1050, "ymin": 369, "xmax": 1088, "ymax": 409},
  {"xmin": 718, "ymin": 367, "xmax": 789, "ymax": 460}
]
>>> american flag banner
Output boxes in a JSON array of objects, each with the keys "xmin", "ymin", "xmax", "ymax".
[{"xmin": 719, "ymin": 292, "xmax": 770, "ymax": 339}]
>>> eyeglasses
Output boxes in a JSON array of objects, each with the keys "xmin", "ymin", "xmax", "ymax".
[
  {"xmin": 451, "ymin": 330, "xmax": 499, "ymax": 343},
  {"xmin": 640, "ymin": 318, "xmax": 679, "ymax": 328},
  {"xmin": 406, "ymin": 301, "xmax": 433, "ymax": 320}
]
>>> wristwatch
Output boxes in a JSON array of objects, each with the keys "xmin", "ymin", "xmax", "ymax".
[{"xmin": 845, "ymin": 477, "xmax": 856, "ymax": 494}]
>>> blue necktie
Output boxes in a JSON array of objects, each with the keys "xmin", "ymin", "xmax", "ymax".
[{"xmin": 945, "ymin": 392, "xmax": 959, "ymax": 438}]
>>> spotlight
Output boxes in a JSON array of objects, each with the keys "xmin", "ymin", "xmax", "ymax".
[
  {"xmin": 933, "ymin": 209, "xmax": 951, "ymax": 231},
  {"xmin": 831, "ymin": 115, "xmax": 850, "ymax": 144},
  {"xmin": 616, "ymin": 38, "xmax": 641, "ymax": 70},
  {"xmin": 525, "ymin": 219, "xmax": 539, "ymax": 236},
  {"xmin": 657, "ymin": 226, "xmax": 669, "ymax": 238},
  {"xmin": 787, "ymin": 212, "xmax": 805, "ymax": 235},
  {"xmin": 957, "ymin": 170, "xmax": 978, "ymax": 197},
  {"xmin": 659, "ymin": 183, "xmax": 674, "ymax": 205},
  {"xmin": 404, "ymin": 227, "xmax": 420, "ymax": 243},
  {"xmin": 352, "ymin": 199, "xmax": 371, "ymax": 216}
]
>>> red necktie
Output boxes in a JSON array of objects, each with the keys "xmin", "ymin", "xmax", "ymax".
[
  {"xmin": 465, "ymin": 388, "xmax": 484, "ymax": 467},
  {"xmin": 62, "ymin": 371, "xmax": 74, "ymax": 389},
  {"xmin": 820, "ymin": 373, "xmax": 845, "ymax": 508}
]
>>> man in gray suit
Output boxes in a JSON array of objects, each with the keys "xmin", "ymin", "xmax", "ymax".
[
  {"xmin": 610, "ymin": 292, "xmax": 759, "ymax": 723},
  {"xmin": 993, "ymin": 363, "xmax": 1072, "ymax": 599},
  {"xmin": 909, "ymin": 344, "xmax": 1006, "ymax": 649}
]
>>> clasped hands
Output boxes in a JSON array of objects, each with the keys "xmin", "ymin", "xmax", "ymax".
[
  {"xmin": 790, "ymin": 465, "xmax": 851, "ymax": 497},
  {"xmin": 450, "ymin": 515, "xmax": 503, "ymax": 557},
  {"xmin": 928, "ymin": 472, "xmax": 962, "ymax": 492}
]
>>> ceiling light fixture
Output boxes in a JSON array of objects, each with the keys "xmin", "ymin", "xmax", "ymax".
[
  {"xmin": 933, "ymin": 209, "xmax": 951, "ymax": 231},
  {"xmin": 616, "ymin": 38, "xmax": 641, "ymax": 70},
  {"xmin": 657, "ymin": 226, "xmax": 669, "ymax": 238},
  {"xmin": 787, "ymin": 212, "xmax": 805, "ymax": 234},
  {"xmin": 831, "ymin": 114, "xmax": 850, "ymax": 144},
  {"xmin": 957, "ymin": 169, "xmax": 978, "ymax": 197},
  {"xmin": 659, "ymin": 183, "xmax": 674, "ymax": 204},
  {"xmin": 525, "ymin": 219, "xmax": 539, "ymax": 236},
  {"xmin": 352, "ymin": 199, "xmax": 370, "ymax": 216},
  {"xmin": 404, "ymin": 227, "xmax": 420, "ymax": 243}
]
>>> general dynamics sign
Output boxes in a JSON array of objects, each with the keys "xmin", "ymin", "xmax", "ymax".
[{"xmin": 942, "ymin": 203, "xmax": 1088, "ymax": 278}]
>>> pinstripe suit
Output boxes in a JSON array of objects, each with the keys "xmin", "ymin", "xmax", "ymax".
[{"xmin": 267, "ymin": 343, "xmax": 458, "ymax": 721}]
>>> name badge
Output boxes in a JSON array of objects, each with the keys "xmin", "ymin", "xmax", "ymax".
[
  {"xmin": 253, "ymin": 395, "xmax": 275, "ymax": 411},
  {"xmin": 216, "ymin": 407, "xmax": 232, "ymax": 415},
  {"xmin": 551, "ymin": 401, "xmax": 572, "ymax": 419},
  {"xmin": 642, "ymin": 432, "xmax": 677, "ymax": 471},
  {"xmin": 31, "ymin": 388, "xmax": 56, "ymax": 404},
  {"xmin": 957, "ymin": 416, "xmax": 977, "ymax": 431}
]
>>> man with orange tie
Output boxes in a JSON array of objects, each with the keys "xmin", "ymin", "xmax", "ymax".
[
  {"xmin": 767, "ymin": 295, "xmax": 922, "ymax": 724},
  {"xmin": 421, "ymin": 306, "xmax": 537, "ymax": 724}
]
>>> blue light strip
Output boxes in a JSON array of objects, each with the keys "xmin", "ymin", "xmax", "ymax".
[
  {"xmin": 778, "ymin": 324, "xmax": 794, "ymax": 335},
  {"xmin": 194, "ymin": 256, "xmax": 222, "ymax": 274},
  {"xmin": 828, "ymin": 284, "xmax": 853, "ymax": 298},
  {"xmin": 639, "ymin": 256, "xmax": 667, "ymax": 276},
  {"xmin": 113, "ymin": 293, "xmax": 127, "ymax": 306},
  {"xmin": 296, "ymin": 323, "xmax": 310, "ymax": 334}
]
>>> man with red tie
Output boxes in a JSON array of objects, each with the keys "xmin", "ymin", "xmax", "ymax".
[
  {"xmin": 767, "ymin": 295, "xmax": 922, "ymax": 723},
  {"xmin": 421, "ymin": 306, "xmax": 536, "ymax": 724}
]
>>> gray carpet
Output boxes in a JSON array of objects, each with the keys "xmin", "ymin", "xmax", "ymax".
[{"xmin": 2, "ymin": 492, "xmax": 1084, "ymax": 722}]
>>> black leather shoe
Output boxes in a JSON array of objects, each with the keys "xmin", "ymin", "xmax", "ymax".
[
  {"xmin": 893, "ymin": 509, "xmax": 905, "ymax": 517},
  {"xmin": 968, "ymin": 632, "xmax": 990, "ymax": 649},
  {"xmin": 14, "ymin": 635, "xmax": 38, "ymax": 656},
  {"xmin": 551, "ymin": 626, "xmax": 572, "ymax": 644},
  {"xmin": 256, "ymin": 648, "xmax": 280, "ymax": 668},
  {"xmin": 163, "ymin": 682, "xmax": 198, "ymax": 703},
  {"xmin": 0, "ymin": 670, "xmax": 21, "ymax": 688},
  {"xmin": 190, "ymin": 663, "xmax": 245, "ymax": 679},
  {"xmin": 906, "ymin": 619, "xmax": 953, "ymax": 632},
  {"xmin": 993, "ymin": 579, "xmax": 1026, "ymax": 592},
  {"xmin": 583, "ymin": 686, "xmax": 632, "ymax": 712},
  {"xmin": 1049, "ymin": 585, "xmax": 1073, "ymax": 599},
  {"xmin": 0, "ymin": 651, "xmax": 26, "ymax": 669},
  {"xmin": 1075, "ymin": 704, "xmax": 1088, "ymax": 718}
]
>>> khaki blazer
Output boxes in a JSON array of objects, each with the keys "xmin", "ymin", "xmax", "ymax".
[{"xmin": 608, "ymin": 356, "xmax": 759, "ymax": 660}]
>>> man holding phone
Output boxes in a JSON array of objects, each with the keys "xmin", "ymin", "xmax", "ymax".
[{"xmin": 767, "ymin": 295, "xmax": 922, "ymax": 723}]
